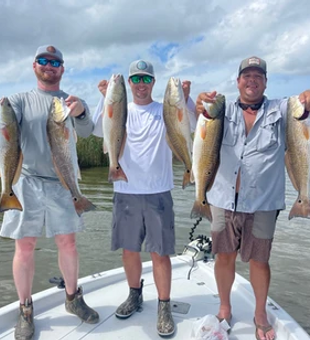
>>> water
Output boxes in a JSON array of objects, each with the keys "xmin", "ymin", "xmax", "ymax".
[{"xmin": 0, "ymin": 164, "xmax": 309, "ymax": 334}]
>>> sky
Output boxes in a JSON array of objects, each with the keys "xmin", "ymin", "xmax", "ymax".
[{"xmin": 0, "ymin": 0, "xmax": 309, "ymax": 112}]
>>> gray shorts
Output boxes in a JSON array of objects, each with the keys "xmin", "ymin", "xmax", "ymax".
[
  {"xmin": 210, "ymin": 206, "xmax": 278, "ymax": 263},
  {"xmin": 111, "ymin": 192, "xmax": 175, "ymax": 256},
  {"xmin": 0, "ymin": 176, "xmax": 84, "ymax": 239}
]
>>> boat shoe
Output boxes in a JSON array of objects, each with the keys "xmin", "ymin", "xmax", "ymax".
[
  {"xmin": 15, "ymin": 299, "xmax": 35, "ymax": 340},
  {"xmin": 115, "ymin": 279, "xmax": 144, "ymax": 318},
  {"xmin": 157, "ymin": 299, "xmax": 175, "ymax": 337},
  {"xmin": 65, "ymin": 286, "xmax": 99, "ymax": 324}
]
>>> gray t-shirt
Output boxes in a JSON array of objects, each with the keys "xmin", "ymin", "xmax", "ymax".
[{"xmin": 7, "ymin": 88, "xmax": 94, "ymax": 180}]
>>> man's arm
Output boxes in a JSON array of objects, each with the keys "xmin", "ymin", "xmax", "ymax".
[
  {"xmin": 70, "ymin": 97, "xmax": 94, "ymax": 138},
  {"xmin": 91, "ymin": 96, "xmax": 104, "ymax": 138}
]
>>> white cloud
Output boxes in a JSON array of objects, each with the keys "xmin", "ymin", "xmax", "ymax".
[{"xmin": 0, "ymin": 0, "xmax": 309, "ymax": 106}]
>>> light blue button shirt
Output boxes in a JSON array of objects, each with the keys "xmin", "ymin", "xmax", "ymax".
[{"xmin": 207, "ymin": 97, "xmax": 288, "ymax": 212}]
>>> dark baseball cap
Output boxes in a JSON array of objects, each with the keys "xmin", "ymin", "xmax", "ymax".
[
  {"xmin": 238, "ymin": 56, "xmax": 266, "ymax": 76},
  {"xmin": 129, "ymin": 59, "xmax": 155, "ymax": 77},
  {"xmin": 34, "ymin": 45, "xmax": 64, "ymax": 63}
]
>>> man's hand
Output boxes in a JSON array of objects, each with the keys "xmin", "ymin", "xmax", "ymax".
[
  {"xmin": 299, "ymin": 90, "xmax": 310, "ymax": 112},
  {"xmin": 98, "ymin": 80, "xmax": 109, "ymax": 97},
  {"xmin": 182, "ymin": 80, "xmax": 191, "ymax": 102},
  {"xmin": 196, "ymin": 91, "xmax": 217, "ymax": 116},
  {"xmin": 65, "ymin": 95, "xmax": 85, "ymax": 117}
]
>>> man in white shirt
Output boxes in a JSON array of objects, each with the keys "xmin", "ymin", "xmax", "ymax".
[{"xmin": 92, "ymin": 59, "xmax": 196, "ymax": 337}]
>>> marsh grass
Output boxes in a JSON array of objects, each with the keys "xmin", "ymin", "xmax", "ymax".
[{"xmin": 77, "ymin": 135, "xmax": 108, "ymax": 168}]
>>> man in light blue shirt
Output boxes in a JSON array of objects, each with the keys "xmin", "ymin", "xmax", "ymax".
[{"xmin": 196, "ymin": 56, "xmax": 310, "ymax": 340}]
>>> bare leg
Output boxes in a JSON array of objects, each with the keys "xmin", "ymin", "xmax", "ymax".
[
  {"xmin": 214, "ymin": 251, "xmax": 237, "ymax": 319},
  {"xmin": 150, "ymin": 253, "xmax": 171, "ymax": 300},
  {"xmin": 122, "ymin": 249, "xmax": 142, "ymax": 288},
  {"xmin": 13, "ymin": 237, "xmax": 37, "ymax": 304},
  {"xmin": 55, "ymin": 233, "xmax": 78, "ymax": 295},
  {"xmin": 250, "ymin": 259, "xmax": 275, "ymax": 340}
]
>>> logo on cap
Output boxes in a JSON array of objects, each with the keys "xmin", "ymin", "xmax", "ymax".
[
  {"xmin": 137, "ymin": 61, "xmax": 147, "ymax": 70},
  {"xmin": 46, "ymin": 46, "xmax": 57, "ymax": 53},
  {"xmin": 248, "ymin": 57, "xmax": 260, "ymax": 66}
]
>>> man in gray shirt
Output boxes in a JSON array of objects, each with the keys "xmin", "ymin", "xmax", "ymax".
[
  {"xmin": 0, "ymin": 45, "xmax": 98, "ymax": 340},
  {"xmin": 196, "ymin": 56, "xmax": 310, "ymax": 340}
]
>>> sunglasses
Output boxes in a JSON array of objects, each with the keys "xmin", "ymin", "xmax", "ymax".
[
  {"xmin": 130, "ymin": 75, "xmax": 153, "ymax": 84},
  {"xmin": 36, "ymin": 58, "xmax": 62, "ymax": 68}
]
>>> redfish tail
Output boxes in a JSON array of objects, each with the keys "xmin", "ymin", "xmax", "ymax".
[
  {"xmin": 190, "ymin": 200, "xmax": 212, "ymax": 222},
  {"xmin": 288, "ymin": 197, "xmax": 310, "ymax": 220},
  {"xmin": 182, "ymin": 170, "xmax": 192, "ymax": 189},
  {"xmin": 108, "ymin": 165, "xmax": 128, "ymax": 183},
  {"xmin": 0, "ymin": 192, "xmax": 23, "ymax": 212},
  {"xmin": 74, "ymin": 196, "xmax": 96, "ymax": 216}
]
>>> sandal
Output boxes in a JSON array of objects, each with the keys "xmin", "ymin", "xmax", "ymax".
[
  {"xmin": 253, "ymin": 317, "xmax": 276, "ymax": 340},
  {"xmin": 216, "ymin": 314, "xmax": 232, "ymax": 334}
]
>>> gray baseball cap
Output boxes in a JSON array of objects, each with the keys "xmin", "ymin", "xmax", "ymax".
[
  {"xmin": 34, "ymin": 45, "xmax": 64, "ymax": 63},
  {"xmin": 129, "ymin": 59, "xmax": 155, "ymax": 77},
  {"xmin": 238, "ymin": 56, "xmax": 266, "ymax": 76}
]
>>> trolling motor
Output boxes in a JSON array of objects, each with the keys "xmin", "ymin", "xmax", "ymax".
[
  {"xmin": 183, "ymin": 217, "xmax": 213, "ymax": 262},
  {"xmin": 182, "ymin": 235, "xmax": 213, "ymax": 262}
]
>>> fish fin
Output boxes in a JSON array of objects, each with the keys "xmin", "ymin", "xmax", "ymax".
[
  {"xmin": 108, "ymin": 164, "xmax": 128, "ymax": 183},
  {"xmin": 73, "ymin": 196, "xmax": 96, "ymax": 216},
  {"xmin": 107, "ymin": 105, "xmax": 113, "ymax": 118},
  {"xmin": 0, "ymin": 192, "xmax": 23, "ymax": 212},
  {"xmin": 199, "ymin": 122, "xmax": 207, "ymax": 139},
  {"xmin": 53, "ymin": 160, "xmax": 70, "ymax": 190},
  {"xmin": 177, "ymin": 109, "xmax": 184, "ymax": 122},
  {"xmin": 12, "ymin": 152, "xmax": 23, "ymax": 185},
  {"xmin": 77, "ymin": 166, "xmax": 82, "ymax": 181},
  {"xmin": 182, "ymin": 170, "xmax": 192, "ymax": 189},
  {"xmin": 190, "ymin": 200, "xmax": 212, "ymax": 222},
  {"xmin": 165, "ymin": 135, "xmax": 183, "ymax": 162},
  {"xmin": 73, "ymin": 129, "xmax": 78, "ymax": 143},
  {"xmin": 289, "ymin": 196, "xmax": 310, "ymax": 220},
  {"xmin": 206, "ymin": 161, "xmax": 220, "ymax": 192},
  {"xmin": 64, "ymin": 126, "xmax": 70, "ymax": 140},
  {"xmin": 285, "ymin": 152, "xmax": 299, "ymax": 191},
  {"xmin": 1, "ymin": 127, "xmax": 11, "ymax": 142},
  {"xmin": 190, "ymin": 169, "xmax": 195, "ymax": 184},
  {"xmin": 103, "ymin": 140, "xmax": 108, "ymax": 154},
  {"xmin": 119, "ymin": 130, "xmax": 127, "ymax": 159},
  {"xmin": 302, "ymin": 124, "xmax": 310, "ymax": 140}
]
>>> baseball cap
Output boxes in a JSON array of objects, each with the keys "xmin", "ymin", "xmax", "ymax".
[
  {"xmin": 129, "ymin": 60, "xmax": 155, "ymax": 77},
  {"xmin": 238, "ymin": 56, "xmax": 266, "ymax": 76},
  {"xmin": 34, "ymin": 45, "xmax": 64, "ymax": 63}
]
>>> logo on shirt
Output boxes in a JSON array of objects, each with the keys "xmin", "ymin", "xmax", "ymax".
[{"xmin": 153, "ymin": 115, "xmax": 161, "ymax": 121}]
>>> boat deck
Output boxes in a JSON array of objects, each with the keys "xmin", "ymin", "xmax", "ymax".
[{"xmin": 0, "ymin": 255, "xmax": 309, "ymax": 339}]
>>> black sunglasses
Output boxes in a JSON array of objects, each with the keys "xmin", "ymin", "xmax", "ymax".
[
  {"xmin": 130, "ymin": 75, "xmax": 153, "ymax": 84},
  {"xmin": 238, "ymin": 100, "xmax": 264, "ymax": 111},
  {"xmin": 36, "ymin": 57, "xmax": 62, "ymax": 68}
]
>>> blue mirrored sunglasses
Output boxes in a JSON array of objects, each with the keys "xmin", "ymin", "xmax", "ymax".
[
  {"xmin": 130, "ymin": 75, "xmax": 153, "ymax": 84},
  {"xmin": 36, "ymin": 57, "xmax": 62, "ymax": 68}
]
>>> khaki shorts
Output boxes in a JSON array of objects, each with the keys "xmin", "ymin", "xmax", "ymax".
[
  {"xmin": 210, "ymin": 206, "xmax": 279, "ymax": 263},
  {"xmin": 0, "ymin": 176, "xmax": 84, "ymax": 239},
  {"xmin": 111, "ymin": 192, "xmax": 175, "ymax": 256}
]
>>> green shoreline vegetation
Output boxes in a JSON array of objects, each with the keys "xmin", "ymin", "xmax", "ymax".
[{"xmin": 77, "ymin": 135, "xmax": 108, "ymax": 168}]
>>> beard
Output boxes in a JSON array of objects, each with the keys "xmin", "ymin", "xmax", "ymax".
[{"xmin": 34, "ymin": 67, "xmax": 63, "ymax": 85}]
